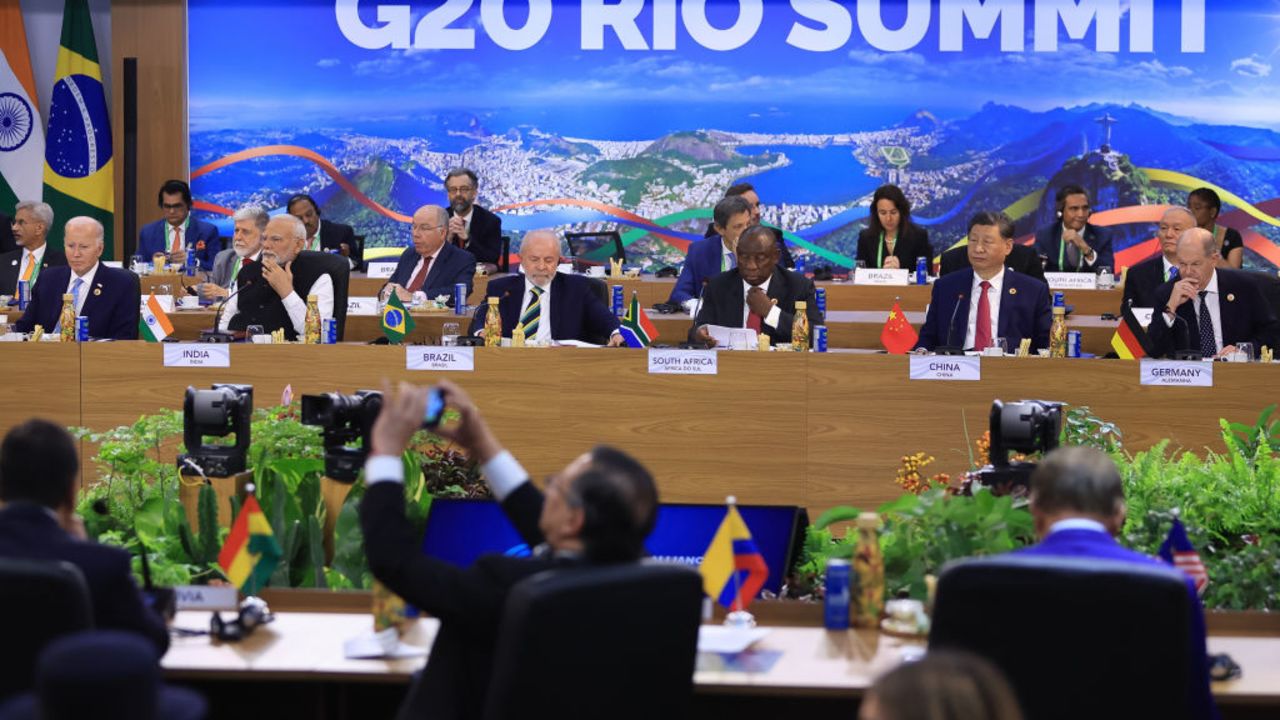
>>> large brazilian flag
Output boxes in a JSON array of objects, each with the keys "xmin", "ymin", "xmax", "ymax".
[{"xmin": 42, "ymin": 0, "xmax": 112, "ymax": 256}]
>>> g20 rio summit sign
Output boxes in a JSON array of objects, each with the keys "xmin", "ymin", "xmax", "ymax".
[{"xmin": 334, "ymin": 0, "xmax": 1206, "ymax": 53}]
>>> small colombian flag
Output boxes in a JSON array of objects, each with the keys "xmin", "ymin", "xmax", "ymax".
[
  {"xmin": 880, "ymin": 301, "xmax": 919, "ymax": 354},
  {"xmin": 381, "ymin": 292, "xmax": 415, "ymax": 344},
  {"xmin": 217, "ymin": 495, "xmax": 282, "ymax": 595},
  {"xmin": 698, "ymin": 503, "xmax": 769, "ymax": 612}
]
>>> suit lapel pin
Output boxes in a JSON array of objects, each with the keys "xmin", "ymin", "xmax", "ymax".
[
  {"xmin": 93, "ymin": 288, "xmax": 102, "ymax": 296},
  {"xmin": 1227, "ymin": 293, "xmax": 1235, "ymax": 302},
  {"xmin": 1009, "ymin": 287, "xmax": 1018, "ymax": 295},
  {"xmin": 9, "ymin": 259, "xmax": 15, "ymax": 266}
]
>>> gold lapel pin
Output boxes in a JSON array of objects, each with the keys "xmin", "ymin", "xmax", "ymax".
[
  {"xmin": 1227, "ymin": 293, "xmax": 1235, "ymax": 302},
  {"xmin": 1009, "ymin": 287, "xmax": 1018, "ymax": 295},
  {"xmin": 93, "ymin": 288, "xmax": 102, "ymax": 296}
]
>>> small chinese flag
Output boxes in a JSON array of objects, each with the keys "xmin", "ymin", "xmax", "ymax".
[{"xmin": 881, "ymin": 302, "xmax": 919, "ymax": 354}]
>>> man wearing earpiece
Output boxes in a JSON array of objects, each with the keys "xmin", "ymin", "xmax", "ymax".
[
  {"xmin": 359, "ymin": 380, "xmax": 659, "ymax": 719},
  {"xmin": 1034, "ymin": 184, "xmax": 1114, "ymax": 273}
]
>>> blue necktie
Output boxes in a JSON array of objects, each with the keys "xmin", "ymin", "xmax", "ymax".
[
  {"xmin": 1197, "ymin": 291, "xmax": 1216, "ymax": 358},
  {"xmin": 54, "ymin": 278, "xmax": 84, "ymax": 333}
]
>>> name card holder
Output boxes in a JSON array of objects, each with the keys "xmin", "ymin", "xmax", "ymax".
[
  {"xmin": 366, "ymin": 262, "xmax": 397, "ymax": 279},
  {"xmin": 348, "ymin": 297, "xmax": 380, "ymax": 316},
  {"xmin": 1044, "ymin": 272, "xmax": 1098, "ymax": 290},
  {"xmin": 1140, "ymin": 359, "xmax": 1213, "ymax": 387},
  {"xmin": 854, "ymin": 268, "xmax": 910, "ymax": 286},
  {"xmin": 909, "ymin": 354, "xmax": 981, "ymax": 381},
  {"xmin": 406, "ymin": 345, "xmax": 475, "ymax": 371},
  {"xmin": 648, "ymin": 349, "xmax": 717, "ymax": 375},
  {"xmin": 164, "ymin": 343, "xmax": 231, "ymax": 368}
]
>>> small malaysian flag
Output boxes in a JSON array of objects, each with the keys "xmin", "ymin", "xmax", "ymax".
[{"xmin": 1158, "ymin": 517, "xmax": 1209, "ymax": 595}]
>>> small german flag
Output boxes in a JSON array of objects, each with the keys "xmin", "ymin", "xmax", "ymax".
[{"xmin": 1111, "ymin": 303, "xmax": 1152, "ymax": 359}]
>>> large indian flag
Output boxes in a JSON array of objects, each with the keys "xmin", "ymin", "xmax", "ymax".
[
  {"xmin": 0, "ymin": 0, "xmax": 44, "ymax": 211},
  {"xmin": 42, "ymin": 0, "xmax": 113, "ymax": 254}
]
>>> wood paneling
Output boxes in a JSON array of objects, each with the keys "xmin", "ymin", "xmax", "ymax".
[{"xmin": 0, "ymin": 344, "xmax": 80, "ymax": 435}]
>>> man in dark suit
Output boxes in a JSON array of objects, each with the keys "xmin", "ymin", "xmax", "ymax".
[
  {"xmin": 1121, "ymin": 206, "xmax": 1194, "ymax": 313},
  {"xmin": 445, "ymin": 168, "xmax": 504, "ymax": 271},
  {"xmin": 468, "ymin": 230, "xmax": 622, "ymax": 346},
  {"xmin": 916, "ymin": 212, "xmax": 1051, "ymax": 353},
  {"xmin": 0, "ymin": 211, "xmax": 15, "ymax": 254},
  {"xmin": 287, "ymin": 193, "xmax": 362, "ymax": 271},
  {"xmin": 669, "ymin": 195, "xmax": 752, "ymax": 308},
  {"xmin": 702, "ymin": 182, "xmax": 794, "ymax": 268},
  {"xmin": 1, "ymin": 201, "xmax": 66, "ymax": 296},
  {"xmin": 135, "ymin": 180, "xmax": 219, "ymax": 271},
  {"xmin": 14, "ymin": 218, "xmax": 140, "ymax": 340},
  {"xmin": 1016, "ymin": 446, "xmax": 1216, "ymax": 720},
  {"xmin": 0, "ymin": 419, "xmax": 169, "ymax": 655},
  {"xmin": 199, "ymin": 205, "xmax": 266, "ymax": 302},
  {"xmin": 1034, "ymin": 185, "xmax": 1113, "ymax": 273},
  {"xmin": 939, "ymin": 242, "xmax": 1045, "ymax": 285},
  {"xmin": 220, "ymin": 215, "xmax": 338, "ymax": 341},
  {"xmin": 361, "ymin": 380, "xmax": 659, "ymax": 720},
  {"xmin": 691, "ymin": 225, "xmax": 822, "ymax": 347},
  {"xmin": 1146, "ymin": 227, "xmax": 1278, "ymax": 359},
  {"xmin": 383, "ymin": 205, "xmax": 476, "ymax": 304}
]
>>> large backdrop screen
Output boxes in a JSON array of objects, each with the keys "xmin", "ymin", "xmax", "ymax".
[{"xmin": 189, "ymin": 0, "xmax": 1280, "ymax": 270}]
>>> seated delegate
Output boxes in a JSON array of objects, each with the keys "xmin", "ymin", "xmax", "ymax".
[{"xmin": 856, "ymin": 184, "xmax": 932, "ymax": 272}]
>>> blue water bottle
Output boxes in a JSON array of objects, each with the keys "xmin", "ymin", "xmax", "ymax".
[
  {"xmin": 611, "ymin": 284, "xmax": 624, "ymax": 317},
  {"xmin": 453, "ymin": 283, "xmax": 468, "ymax": 315},
  {"xmin": 1053, "ymin": 291, "xmax": 1065, "ymax": 308},
  {"xmin": 795, "ymin": 254, "xmax": 808, "ymax": 275},
  {"xmin": 17, "ymin": 280, "xmax": 29, "ymax": 310},
  {"xmin": 814, "ymin": 287, "xmax": 827, "ymax": 318},
  {"xmin": 824, "ymin": 559, "xmax": 851, "ymax": 630},
  {"xmin": 916, "ymin": 256, "xmax": 927, "ymax": 285}
]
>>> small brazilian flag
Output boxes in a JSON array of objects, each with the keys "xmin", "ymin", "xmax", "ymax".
[
  {"xmin": 216, "ymin": 495, "xmax": 281, "ymax": 596},
  {"xmin": 382, "ymin": 292, "xmax": 414, "ymax": 344}
]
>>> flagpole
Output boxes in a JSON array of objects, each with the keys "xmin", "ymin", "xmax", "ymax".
[{"xmin": 723, "ymin": 495, "xmax": 757, "ymax": 628}]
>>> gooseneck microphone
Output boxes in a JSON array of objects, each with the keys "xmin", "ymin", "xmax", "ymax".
[
  {"xmin": 681, "ymin": 279, "xmax": 711, "ymax": 349},
  {"xmin": 93, "ymin": 499, "xmax": 175, "ymax": 620},
  {"xmin": 202, "ymin": 279, "xmax": 255, "ymax": 343},
  {"xmin": 935, "ymin": 292, "xmax": 967, "ymax": 356}
]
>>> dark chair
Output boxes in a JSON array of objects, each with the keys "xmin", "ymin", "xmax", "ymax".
[
  {"xmin": 0, "ymin": 631, "xmax": 206, "ymax": 720},
  {"xmin": 583, "ymin": 277, "xmax": 613, "ymax": 345},
  {"xmin": 483, "ymin": 563, "xmax": 703, "ymax": 720},
  {"xmin": 498, "ymin": 236, "xmax": 511, "ymax": 274},
  {"xmin": 929, "ymin": 554, "xmax": 1196, "ymax": 720},
  {"xmin": 565, "ymin": 231, "xmax": 625, "ymax": 275},
  {"xmin": 305, "ymin": 250, "xmax": 351, "ymax": 341},
  {"xmin": 351, "ymin": 234, "xmax": 366, "ymax": 272},
  {"xmin": 0, "ymin": 558, "xmax": 94, "ymax": 701},
  {"xmin": 1246, "ymin": 270, "xmax": 1280, "ymax": 330}
]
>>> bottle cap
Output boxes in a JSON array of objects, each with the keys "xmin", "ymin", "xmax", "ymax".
[
  {"xmin": 62, "ymin": 293, "xmax": 74, "ymax": 302},
  {"xmin": 856, "ymin": 512, "xmax": 881, "ymax": 529},
  {"xmin": 795, "ymin": 301, "xmax": 807, "ymax": 309},
  {"xmin": 307, "ymin": 294, "xmax": 318, "ymax": 303},
  {"xmin": 488, "ymin": 296, "xmax": 499, "ymax": 305}
]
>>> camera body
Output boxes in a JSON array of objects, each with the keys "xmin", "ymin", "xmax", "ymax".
[
  {"xmin": 974, "ymin": 399, "xmax": 1063, "ymax": 493},
  {"xmin": 301, "ymin": 390, "xmax": 383, "ymax": 483},
  {"xmin": 178, "ymin": 384, "xmax": 254, "ymax": 477}
]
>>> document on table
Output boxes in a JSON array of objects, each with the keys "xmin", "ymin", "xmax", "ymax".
[
  {"xmin": 697, "ymin": 625, "xmax": 771, "ymax": 653},
  {"xmin": 343, "ymin": 629, "xmax": 428, "ymax": 660},
  {"xmin": 704, "ymin": 325, "xmax": 758, "ymax": 351}
]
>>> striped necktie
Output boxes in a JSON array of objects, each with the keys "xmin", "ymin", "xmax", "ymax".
[{"xmin": 519, "ymin": 286, "xmax": 544, "ymax": 336}]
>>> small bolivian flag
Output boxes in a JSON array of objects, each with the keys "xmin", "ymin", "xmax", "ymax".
[
  {"xmin": 382, "ymin": 292, "xmax": 414, "ymax": 344},
  {"xmin": 217, "ymin": 495, "xmax": 281, "ymax": 595}
]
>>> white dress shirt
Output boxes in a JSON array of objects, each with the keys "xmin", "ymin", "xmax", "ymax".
[
  {"xmin": 457, "ymin": 207, "xmax": 474, "ymax": 239},
  {"xmin": 367, "ymin": 449, "xmax": 527, "ymax": 502},
  {"xmin": 741, "ymin": 275, "xmax": 782, "ymax": 329},
  {"xmin": 964, "ymin": 268, "xmax": 1004, "ymax": 350},
  {"xmin": 167, "ymin": 219, "xmax": 188, "ymax": 253},
  {"xmin": 219, "ymin": 271, "xmax": 335, "ymax": 335},
  {"xmin": 1047, "ymin": 518, "xmax": 1108, "ymax": 535},
  {"xmin": 1161, "ymin": 270, "xmax": 1223, "ymax": 352},
  {"xmin": 518, "ymin": 277, "xmax": 553, "ymax": 343},
  {"xmin": 64, "ymin": 262, "xmax": 100, "ymax": 314}
]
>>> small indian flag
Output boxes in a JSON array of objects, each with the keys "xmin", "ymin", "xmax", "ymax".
[
  {"xmin": 217, "ymin": 495, "xmax": 281, "ymax": 595},
  {"xmin": 138, "ymin": 293, "xmax": 173, "ymax": 342}
]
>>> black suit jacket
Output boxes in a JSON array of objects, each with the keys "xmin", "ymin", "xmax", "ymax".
[
  {"xmin": 386, "ymin": 242, "xmax": 477, "ymax": 301},
  {"xmin": 939, "ymin": 243, "xmax": 1046, "ymax": 285},
  {"xmin": 1121, "ymin": 254, "xmax": 1170, "ymax": 312},
  {"xmin": 360, "ymin": 478, "xmax": 563, "ymax": 720},
  {"xmin": 1034, "ymin": 222, "xmax": 1114, "ymax": 272},
  {"xmin": 449, "ymin": 205, "xmax": 503, "ymax": 266},
  {"xmin": 468, "ymin": 273, "xmax": 620, "ymax": 343},
  {"xmin": 701, "ymin": 224, "xmax": 794, "ymax": 269},
  {"xmin": 0, "ymin": 503, "xmax": 169, "ymax": 655},
  {"xmin": 0, "ymin": 246, "xmax": 67, "ymax": 296},
  {"xmin": 1146, "ymin": 269, "xmax": 1280, "ymax": 358},
  {"xmin": 318, "ymin": 220, "xmax": 361, "ymax": 270},
  {"xmin": 856, "ymin": 225, "xmax": 932, "ymax": 272},
  {"xmin": 692, "ymin": 267, "xmax": 822, "ymax": 345},
  {"xmin": 0, "ymin": 213, "xmax": 14, "ymax": 254}
]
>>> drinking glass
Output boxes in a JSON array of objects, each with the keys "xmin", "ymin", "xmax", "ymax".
[{"xmin": 441, "ymin": 323, "xmax": 460, "ymax": 347}]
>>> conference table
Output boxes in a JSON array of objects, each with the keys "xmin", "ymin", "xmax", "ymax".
[
  {"xmin": 5, "ymin": 343, "xmax": 1274, "ymax": 514},
  {"xmin": 159, "ymin": 604, "xmax": 1280, "ymax": 717}
]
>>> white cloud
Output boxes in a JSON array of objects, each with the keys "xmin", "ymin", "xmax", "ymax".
[
  {"xmin": 1231, "ymin": 55, "xmax": 1272, "ymax": 78},
  {"xmin": 1132, "ymin": 59, "xmax": 1193, "ymax": 79},
  {"xmin": 353, "ymin": 49, "xmax": 435, "ymax": 76},
  {"xmin": 846, "ymin": 49, "xmax": 926, "ymax": 66},
  {"xmin": 316, "ymin": 58, "xmax": 341, "ymax": 68}
]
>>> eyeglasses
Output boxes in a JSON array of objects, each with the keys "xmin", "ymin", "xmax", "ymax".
[
  {"xmin": 413, "ymin": 224, "xmax": 446, "ymax": 233},
  {"xmin": 161, "ymin": 203, "xmax": 187, "ymax": 211},
  {"xmin": 446, "ymin": 185, "xmax": 475, "ymax": 194}
]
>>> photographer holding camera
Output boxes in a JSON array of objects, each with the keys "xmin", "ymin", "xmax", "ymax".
[{"xmin": 358, "ymin": 380, "xmax": 659, "ymax": 720}]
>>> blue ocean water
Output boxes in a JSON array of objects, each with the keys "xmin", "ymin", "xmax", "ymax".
[{"xmin": 736, "ymin": 145, "xmax": 881, "ymax": 206}]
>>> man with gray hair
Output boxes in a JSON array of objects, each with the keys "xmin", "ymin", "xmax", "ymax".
[
  {"xmin": 2, "ymin": 201, "xmax": 66, "ymax": 295},
  {"xmin": 200, "ymin": 205, "xmax": 267, "ymax": 301},
  {"xmin": 13, "ymin": 217, "xmax": 140, "ymax": 339},
  {"xmin": 1146, "ymin": 226, "xmax": 1278, "ymax": 358},
  {"xmin": 469, "ymin": 230, "xmax": 622, "ymax": 345},
  {"xmin": 1016, "ymin": 446, "xmax": 1216, "ymax": 720},
  {"xmin": 1121, "ymin": 206, "xmax": 1196, "ymax": 312},
  {"xmin": 219, "ymin": 213, "xmax": 336, "ymax": 340}
]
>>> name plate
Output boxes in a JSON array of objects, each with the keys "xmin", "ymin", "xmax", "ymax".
[
  {"xmin": 164, "ymin": 343, "xmax": 230, "ymax": 368},
  {"xmin": 854, "ymin": 268, "xmax": 910, "ymax": 286},
  {"xmin": 909, "ymin": 355, "xmax": 981, "ymax": 381},
  {"xmin": 1044, "ymin": 272, "xmax": 1098, "ymax": 290},
  {"xmin": 174, "ymin": 584, "xmax": 238, "ymax": 611},
  {"xmin": 348, "ymin": 296, "xmax": 379, "ymax": 316},
  {"xmin": 1140, "ymin": 359, "xmax": 1213, "ymax": 387},
  {"xmin": 648, "ymin": 349, "xmax": 717, "ymax": 375},
  {"xmin": 366, "ymin": 261, "xmax": 397, "ymax": 279},
  {"xmin": 406, "ymin": 345, "xmax": 474, "ymax": 371}
]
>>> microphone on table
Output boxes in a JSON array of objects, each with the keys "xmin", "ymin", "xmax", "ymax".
[
  {"xmin": 92, "ymin": 499, "xmax": 175, "ymax": 621},
  {"xmin": 1168, "ymin": 303, "xmax": 1203, "ymax": 361},
  {"xmin": 934, "ymin": 293, "xmax": 967, "ymax": 356},
  {"xmin": 201, "ymin": 279, "xmax": 254, "ymax": 343},
  {"xmin": 679, "ymin": 280, "xmax": 711, "ymax": 349}
]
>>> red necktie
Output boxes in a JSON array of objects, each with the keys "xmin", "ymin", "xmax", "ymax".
[
  {"xmin": 746, "ymin": 310, "xmax": 763, "ymax": 332},
  {"xmin": 407, "ymin": 255, "xmax": 434, "ymax": 292},
  {"xmin": 974, "ymin": 280, "xmax": 992, "ymax": 350}
]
